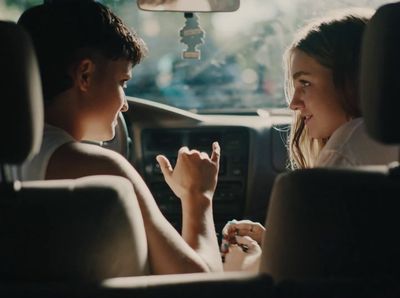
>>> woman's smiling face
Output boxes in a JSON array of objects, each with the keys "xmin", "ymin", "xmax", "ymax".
[{"xmin": 289, "ymin": 49, "xmax": 349, "ymax": 140}]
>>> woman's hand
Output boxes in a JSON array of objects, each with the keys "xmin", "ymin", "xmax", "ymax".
[
  {"xmin": 222, "ymin": 219, "xmax": 266, "ymax": 245},
  {"xmin": 222, "ymin": 235, "xmax": 261, "ymax": 273},
  {"xmin": 156, "ymin": 141, "xmax": 220, "ymax": 203},
  {"xmin": 220, "ymin": 220, "xmax": 265, "ymax": 273}
]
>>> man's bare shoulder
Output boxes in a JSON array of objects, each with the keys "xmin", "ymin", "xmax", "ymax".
[{"xmin": 46, "ymin": 141, "xmax": 134, "ymax": 180}]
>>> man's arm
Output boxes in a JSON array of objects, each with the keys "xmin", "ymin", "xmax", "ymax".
[
  {"xmin": 156, "ymin": 142, "xmax": 222, "ymax": 272},
  {"xmin": 46, "ymin": 142, "xmax": 223, "ymax": 274}
]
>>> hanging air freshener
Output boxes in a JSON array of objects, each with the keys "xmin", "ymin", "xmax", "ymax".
[{"xmin": 179, "ymin": 13, "xmax": 205, "ymax": 59}]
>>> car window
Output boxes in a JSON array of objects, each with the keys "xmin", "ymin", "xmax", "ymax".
[{"xmin": 1, "ymin": 0, "xmax": 392, "ymax": 113}]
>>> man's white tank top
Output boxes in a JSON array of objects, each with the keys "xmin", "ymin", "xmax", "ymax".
[{"xmin": 17, "ymin": 124, "xmax": 74, "ymax": 181}]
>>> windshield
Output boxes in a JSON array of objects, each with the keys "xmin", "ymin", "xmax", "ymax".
[{"xmin": 1, "ymin": 0, "xmax": 392, "ymax": 113}]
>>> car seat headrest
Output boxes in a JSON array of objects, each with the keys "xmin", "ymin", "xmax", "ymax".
[
  {"xmin": 0, "ymin": 21, "xmax": 43, "ymax": 164},
  {"xmin": 360, "ymin": 2, "xmax": 400, "ymax": 144}
]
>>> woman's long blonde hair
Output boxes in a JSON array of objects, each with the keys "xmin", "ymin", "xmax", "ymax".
[{"xmin": 285, "ymin": 8, "xmax": 374, "ymax": 169}]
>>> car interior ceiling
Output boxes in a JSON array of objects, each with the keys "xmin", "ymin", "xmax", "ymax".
[{"xmin": 0, "ymin": 1, "xmax": 400, "ymax": 298}]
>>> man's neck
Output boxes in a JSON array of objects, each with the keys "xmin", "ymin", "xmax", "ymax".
[{"xmin": 44, "ymin": 93, "xmax": 84, "ymax": 141}]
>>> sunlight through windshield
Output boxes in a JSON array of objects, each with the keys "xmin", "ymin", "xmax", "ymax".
[{"xmin": 1, "ymin": 0, "xmax": 393, "ymax": 113}]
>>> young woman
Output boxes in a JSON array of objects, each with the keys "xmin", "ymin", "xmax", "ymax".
[
  {"xmin": 17, "ymin": 1, "xmax": 222, "ymax": 274},
  {"xmin": 222, "ymin": 8, "xmax": 398, "ymax": 272},
  {"xmin": 286, "ymin": 9, "xmax": 397, "ymax": 169}
]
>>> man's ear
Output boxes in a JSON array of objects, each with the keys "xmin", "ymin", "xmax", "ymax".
[{"xmin": 74, "ymin": 59, "xmax": 95, "ymax": 92}]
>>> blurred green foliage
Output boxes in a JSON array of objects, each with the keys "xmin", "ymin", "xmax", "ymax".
[
  {"xmin": 6, "ymin": 0, "xmax": 43, "ymax": 9},
  {"xmin": 5, "ymin": 0, "xmax": 130, "ymax": 10}
]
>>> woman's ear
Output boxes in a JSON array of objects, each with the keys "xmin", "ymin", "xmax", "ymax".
[{"xmin": 74, "ymin": 59, "xmax": 95, "ymax": 92}]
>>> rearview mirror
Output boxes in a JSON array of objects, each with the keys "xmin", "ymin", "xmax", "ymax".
[{"xmin": 137, "ymin": 0, "xmax": 240, "ymax": 12}]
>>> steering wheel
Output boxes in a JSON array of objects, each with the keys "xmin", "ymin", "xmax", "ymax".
[{"xmin": 102, "ymin": 112, "xmax": 132, "ymax": 160}]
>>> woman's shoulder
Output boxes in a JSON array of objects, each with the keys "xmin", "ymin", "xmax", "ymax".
[
  {"xmin": 319, "ymin": 118, "xmax": 398, "ymax": 167},
  {"xmin": 319, "ymin": 118, "xmax": 363, "ymax": 155},
  {"xmin": 330, "ymin": 118, "xmax": 364, "ymax": 146},
  {"xmin": 316, "ymin": 118, "xmax": 398, "ymax": 167},
  {"xmin": 345, "ymin": 119, "xmax": 398, "ymax": 164}
]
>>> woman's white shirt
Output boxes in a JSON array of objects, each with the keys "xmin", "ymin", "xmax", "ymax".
[{"xmin": 316, "ymin": 118, "xmax": 398, "ymax": 167}]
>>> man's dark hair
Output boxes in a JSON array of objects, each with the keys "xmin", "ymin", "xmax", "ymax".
[{"xmin": 18, "ymin": 0, "xmax": 147, "ymax": 104}]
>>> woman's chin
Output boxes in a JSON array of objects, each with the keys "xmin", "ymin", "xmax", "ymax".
[{"xmin": 307, "ymin": 127, "xmax": 322, "ymax": 140}]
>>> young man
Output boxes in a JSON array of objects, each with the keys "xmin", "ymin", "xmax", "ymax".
[{"xmin": 18, "ymin": 0, "xmax": 222, "ymax": 274}]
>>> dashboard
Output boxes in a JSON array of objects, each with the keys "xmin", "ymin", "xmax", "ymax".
[{"xmin": 119, "ymin": 97, "xmax": 291, "ymax": 239}]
